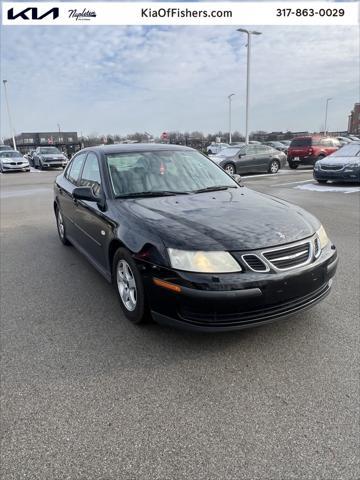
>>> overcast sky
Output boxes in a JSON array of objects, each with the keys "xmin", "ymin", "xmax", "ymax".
[{"xmin": 1, "ymin": 1, "xmax": 358, "ymax": 138}]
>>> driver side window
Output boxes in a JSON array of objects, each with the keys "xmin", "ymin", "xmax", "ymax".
[{"xmin": 79, "ymin": 152, "xmax": 101, "ymax": 196}]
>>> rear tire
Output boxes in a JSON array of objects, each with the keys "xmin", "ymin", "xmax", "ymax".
[
  {"xmin": 224, "ymin": 163, "xmax": 236, "ymax": 175},
  {"xmin": 112, "ymin": 248, "xmax": 149, "ymax": 324},
  {"xmin": 288, "ymin": 160, "xmax": 299, "ymax": 169},
  {"xmin": 268, "ymin": 159, "xmax": 280, "ymax": 174}
]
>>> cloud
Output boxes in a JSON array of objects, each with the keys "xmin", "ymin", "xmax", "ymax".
[{"xmin": 1, "ymin": 22, "xmax": 358, "ymax": 137}]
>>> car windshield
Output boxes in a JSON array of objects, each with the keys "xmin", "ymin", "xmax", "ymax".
[
  {"xmin": 330, "ymin": 144, "xmax": 360, "ymax": 157},
  {"xmin": 0, "ymin": 151, "xmax": 21, "ymax": 158},
  {"xmin": 271, "ymin": 142, "xmax": 285, "ymax": 147},
  {"xmin": 106, "ymin": 150, "xmax": 237, "ymax": 197},
  {"xmin": 39, "ymin": 147, "xmax": 61, "ymax": 154},
  {"xmin": 290, "ymin": 138, "xmax": 311, "ymax": 147},
  {"xmin": 215, "ymin": 147, "xmax": 240, "ymax": 157}
]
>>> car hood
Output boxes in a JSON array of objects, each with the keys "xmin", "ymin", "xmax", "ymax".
[
  {"xmin": 317, "ymin": 156, "xmax": 357, "ymax": 166},
  {"xmin": 40, "ymin": 154, "xmax": 65, "ymax": 159},
  {"xmin": 114, "ymin": 188, "xmax": 320, "ymax": 251}
]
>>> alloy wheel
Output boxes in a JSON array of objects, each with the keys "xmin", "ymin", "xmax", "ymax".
[
  {"xmin": 270, "ymin": 160, "xmax": 279, "ymax": 173},
  {"xmin": 225, "ymin": 164, "xmax": 235, "ymax": 175},
  {"xmin": 57, "ymin": 210, "xmax": 65, "ymax": 239},
  {"xmin": 117, "ymin": 260, "xmax": 137, "ymax": 311}
]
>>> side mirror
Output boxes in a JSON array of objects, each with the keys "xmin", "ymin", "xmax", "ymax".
[
  {"xmin": 73, "ymin": 186, "xmax": 99, "ymax": 202},
  {"xmin": 231, "ymin": 174, "xmax": 244, "ymax": 187}
]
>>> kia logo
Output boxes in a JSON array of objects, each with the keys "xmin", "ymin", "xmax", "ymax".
[{"xmin": 7, "ymin": 7, "xmax": 59, "ymax": 20}]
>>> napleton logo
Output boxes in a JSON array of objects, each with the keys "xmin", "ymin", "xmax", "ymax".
[
  {"xmin": 68, "ymin": 8, "xmax": 97, "ymax": 21},
  {"xmin": 7, "ymin": 7, "xmax": 59, "ymax": 20}
]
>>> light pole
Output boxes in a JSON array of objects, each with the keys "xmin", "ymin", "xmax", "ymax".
[
  {"xmin": 324, "ymin": 98, "xmax": 332, "ymax": 135},
  {"xmin": 57, "ymin": 123, "xmax": 61, "ymax": 134},
  {"xmin": 228, "ymin": 93, "xmax": 235, "ymax": 143},
  {"xmin": 2, "ymin": 80, "xmax": 17, "ymax": 150},
  {"xmin": 237, "ymin": 28, "xmax": 262, "ymax": 145}
]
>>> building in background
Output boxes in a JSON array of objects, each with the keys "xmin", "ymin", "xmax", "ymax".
[
  {"xmin": 348, "ymin": 103, "xmax": 360, "ymax": 135},
  {"xmin": 4, "ymin": 132, "xmax": 80, "ymax": 156}
]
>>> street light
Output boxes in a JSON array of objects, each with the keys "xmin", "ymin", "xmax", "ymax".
[
  {"xmin": 2, "ymin": 80, "xmax": 17, "ymax": 150},
  {"xmin": 237, "ymin": 28, "xmax": 262, "ymax": 145},
  {"xmin": 324, "ymin": 97, "xmax": 332, "ymax": 135},
  {"xmin": 57, "ymin": 123, "xmax": 61, "ymax": 134},
  {"xmin": 228, "ymin": 93, "xmax": 235, "ymax": 143}
]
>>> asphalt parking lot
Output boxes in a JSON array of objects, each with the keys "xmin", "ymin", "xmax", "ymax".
[{"xmin": 1, "ymin": 167, "xmax": 359, "ymax": 479}]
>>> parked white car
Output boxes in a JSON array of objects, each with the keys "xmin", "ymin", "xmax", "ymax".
[
  {"xmin": 0, "ymin": 150, "xmax": 30, "ymax": 173},
  {"xmin": 206, "ymin": 142, "xmax": 229, "ymax": 155}
]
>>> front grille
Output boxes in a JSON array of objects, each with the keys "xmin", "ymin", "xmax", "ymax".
[
  {"xmin": 242, "ymin": 254, "xmax": 268, "ymax": 272},
  {"xmin": 263, "ymin": 241, "xmax": 311, "ymax": 270},
  {"xmin": 321, "ymin": 164, "xmax": 343, "ymax": 171},
  {"xmin": 314, "ymin": 237, "xmax": 321, "ymax": 258}
]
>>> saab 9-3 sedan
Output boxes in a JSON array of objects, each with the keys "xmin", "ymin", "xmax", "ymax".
[{"xmin": 54, "ymin": 144, "xmax": 337, "ymax": 331}]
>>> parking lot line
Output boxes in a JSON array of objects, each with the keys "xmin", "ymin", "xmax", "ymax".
[
  {"xmin": 272, "ymin": 179, "xmax": 314, "ymax": 187},
  {"xmin": 242, "ymin": 170, "xmax": 295, "ymax": 180},
  {"xmin": 295, "ymin": 183, "xmax": 360, "ymax": 194}
]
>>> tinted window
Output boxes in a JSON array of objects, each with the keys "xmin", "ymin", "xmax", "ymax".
[
  {"xmin": 66, "ymin": 153, "xmax": 86, "ymax": 184},
  {"xmin": 245, "ymin": 145, "xmax": 257, "ymax": 154},
  {"xmin": 290, "ymin": 138, "xmax": 311, "ymax": 147},
  {"xmin": 79, "ymin": 153, "xmax": 101, "ymax": 195}
]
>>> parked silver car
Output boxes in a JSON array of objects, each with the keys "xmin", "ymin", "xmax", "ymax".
[
  {"xmin": 209, "ymin": 144, "xmax": 287, "ymax": 175},
  {"xmin": 0, "ymin": 150, "xmax": 30, "ymax": 173},
  {"xmin": 206, "ymin": 142, "xmax": 229, "ymax": 155}
]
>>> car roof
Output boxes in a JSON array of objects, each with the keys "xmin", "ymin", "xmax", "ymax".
[{"xmin": 79, "ymin": 143, "xmax": 195, "ymax": 154}]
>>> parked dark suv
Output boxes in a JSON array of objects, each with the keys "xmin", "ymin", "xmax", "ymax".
[{"xmin": 287, "ymin": 136, "xmax": 340, "ymax": 169}]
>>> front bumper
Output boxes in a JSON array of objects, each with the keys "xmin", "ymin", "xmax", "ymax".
[
  {"xmin": 143, "ymin": 244, "xmax": 338, "ymax": 331},
  {"xmin": 43, "ymin": 161, "xmax": 67, "ymax": 168},
  {"xmin": 314, "ymin": 168, "xmax": 360, "ymax": 183},
  {"xmin": 288, "ymin": 155, "xmax": 317, "ymax": 165},
  {"xmin": 2, "ymin": 162, "xmax": 29, "ymax": 171}
]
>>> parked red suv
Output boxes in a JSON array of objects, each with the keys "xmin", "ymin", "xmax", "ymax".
[{"xmin": 287, "ymin": 136, "xmax": 340, "ymax": 169}]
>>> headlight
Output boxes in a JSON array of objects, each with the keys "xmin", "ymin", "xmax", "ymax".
[
  {"xmin": 348, "ymin": 162, "xmax": 360, "ymax": 168},
  {"xmin": 316, "ymin": 225, "xmax": 329, "ymax": 249},
  {"xmin": 314, "ymin": 162, "xmax": 320, "ymax": 170},
  {"xmin": 167, "ymin": 249, "xmax": 241, "ymax": 273}
]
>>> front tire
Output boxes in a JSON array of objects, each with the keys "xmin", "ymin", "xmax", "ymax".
[
  {"xmin": 268, "ymin": 159, "xmax": 280, "ymax": 174},
  {"xmin": 113, "ymin": 248, "xmax": 149, "ymax": 324},
  {"xmin": 317, "ymin": 179, "xmax": 327, "ymax": 184},
  {"xmin": 224, "ymin": 163, "xmax": 236, "ymax": 175},
  {"xmin": 55, "ymin": 206, "xmax": 70, "ymax": 245}
]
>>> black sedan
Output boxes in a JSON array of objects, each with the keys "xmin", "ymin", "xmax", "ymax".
[
  {"xmin": 313, "ymin": 142, "xmax": 360, "ymax": 184},
  {"xmin": 54, "ymin": 144, "xmax": 338, "ymax": 331},
  {"xmin": 209, "ymin": 144, "xmax": 287, "ymax": 175}
]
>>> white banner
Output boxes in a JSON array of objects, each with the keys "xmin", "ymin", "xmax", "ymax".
[{"xmin": 2, "ymin": 2, "xmax": 358, "ymax": 26}]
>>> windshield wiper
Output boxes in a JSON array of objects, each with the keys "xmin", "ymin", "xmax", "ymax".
[
  {"xmin": 115, "ymin": 190, "xmax": 190, "ymax": 199},
  {"xmin": 193, "ymin": 186, "xmax": 237, "ymax": 194}
]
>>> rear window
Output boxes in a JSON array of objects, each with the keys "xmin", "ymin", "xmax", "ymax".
[{"xmin": 290, "ymin": 138, "xmax": 311, "ymax": 147}]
